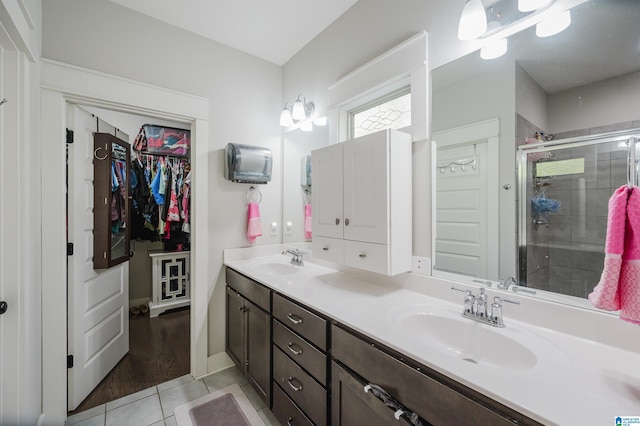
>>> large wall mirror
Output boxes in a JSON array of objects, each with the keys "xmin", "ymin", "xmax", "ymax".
[
  {"xmin": 283, "ymin": 127, "xmax": 329, "ymax": 244},
  {"xmin": 431, "ymin": 0, "xmax": 640, "ymax": 306}
]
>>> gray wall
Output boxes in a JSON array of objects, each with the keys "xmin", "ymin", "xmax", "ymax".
[{"xmin": 42, "ymin": 0, "xmax": 283, "ymax": 357}]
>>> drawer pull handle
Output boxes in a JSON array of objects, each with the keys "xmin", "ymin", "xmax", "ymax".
[
  {"xmin": 287, "ymin": 342, "xmax": 303, "ymax": 356},
  {"xmin": 287, "ymin": 417, "xmax": 293, "ymax": 426},
  {"xmin": 287, "ymin": 377, "xmax": 303, "ymax": 392},
  {"xmin": 359, "ymin": 253, "xmax": 367, "ymax": 258},
  {"xmin": 287, "ymin": 313, "xmax": 303, "ymax": 325}
]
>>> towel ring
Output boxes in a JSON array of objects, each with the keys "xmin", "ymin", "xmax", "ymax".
[
  {"xmin": 94, "ymin": 146, "xmax": 108, "ymax": 161},
  {"xmin": 244, "ymin": 186, "xmax": 262, "ymax": 204}
]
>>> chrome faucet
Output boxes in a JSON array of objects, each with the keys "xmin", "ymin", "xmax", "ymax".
[
  {"xmin": 497, "ymin": 276, "xmax": 517, "ymax": 290},
  {"xmin": 282, "ymin": 249, "xmax": 304, "ymax": 266},
  {"xmin": 451, "ymin": 287, "xmax": 520, "ymax": 328}
]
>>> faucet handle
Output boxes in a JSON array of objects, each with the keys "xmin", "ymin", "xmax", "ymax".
[
  {"xmin": 450, "ymin": 286, "xmax": 472, "ymax": 295},
  {"xmin": 451, "ymin": 287, "xmax": 475, "ymax": 315},
  {"xmin": 490, "ymin": 296, "xmax": 520, "ymax": 327}
]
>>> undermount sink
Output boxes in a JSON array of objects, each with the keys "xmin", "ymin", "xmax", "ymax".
[{"xmin": 251, "ymin": 262, "xmax": 298, "ymax": 275}]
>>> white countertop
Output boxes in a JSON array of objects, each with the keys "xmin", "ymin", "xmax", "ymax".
[{"xmin": 224, "ymin": 246, "xmax": 640, "ymax": 425}]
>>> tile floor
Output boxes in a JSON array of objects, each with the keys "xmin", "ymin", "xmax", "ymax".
[{"xmin": 65, "ymin": 366, "xmax": 280, "ymax": 426}]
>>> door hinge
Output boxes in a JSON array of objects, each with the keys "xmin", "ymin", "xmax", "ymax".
[
  {"xmin": 67, "ymin": 355, "xmax": 74, "ymax": 368},
  {"xmin": 66, "ymin": 128, "xmax": 74, "ymax": 144},
  {"xmin": 67, "ymin": 242, "xmax": 74, "ymax": 256}
]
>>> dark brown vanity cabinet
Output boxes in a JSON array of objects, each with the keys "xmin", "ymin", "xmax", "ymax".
[
  {"xmin": 331, "ymin": 324, "xmax": 541, "ymax": 426},
  {"xmin": 271, "ymin": 293, "xmax": 329, "ymax": 426},
  {"xmin": 225, "ymin": 268, "xmax": 272, "ymax": 406}
]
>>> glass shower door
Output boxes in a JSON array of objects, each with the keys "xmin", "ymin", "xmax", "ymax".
[{"xmin": 518, "ymin": 130, "xmax": 639, "ymax": 298}]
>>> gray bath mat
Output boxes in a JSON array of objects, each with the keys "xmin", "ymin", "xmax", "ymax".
[{"xmin": 174, "ymin": 384, "xmax": 265, "ymax": 426}]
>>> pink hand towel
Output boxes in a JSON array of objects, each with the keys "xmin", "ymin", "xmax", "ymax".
[
  {"xmin": 247, "ymin": 202, "xmax": 262, "ymax": 244},
  {"xmin": 589, "ymin": 185, "xmax": 629, "ymax": 311},
  {"xmin": 620, "ymin": 187, "xmax": 640, "ymax": 323},
  {"xmin": 304, "ymin": 204, "xmax": 312, "ymax": 240}
]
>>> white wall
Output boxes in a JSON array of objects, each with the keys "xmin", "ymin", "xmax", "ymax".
[
  {"xmin": 547, "ymin": 71, "xmax": 640, "ymax": 133},
  {"xmin": 42, "ymin": 0, "xmax": 283, "ymax": 360}
]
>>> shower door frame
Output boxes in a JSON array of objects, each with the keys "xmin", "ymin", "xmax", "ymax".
[{"xmin": 517, "ymin": 127, "xmax": 640, "ymax": 287}]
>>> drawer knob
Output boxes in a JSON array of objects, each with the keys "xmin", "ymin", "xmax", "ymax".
[
  {"xmin": 287, "ymin": 377, "xmax": 303, "ymax": 392},
  {"xmin": 287, "ymin": 313, "xmax": 303, "ymax": 325},
  {"xmin": 323, "ymin": 246, "xmax": 329, "ymax": 251},
  {"xmin": 345, "ymin": 218, "xmax": 350, "ymax": 226},
  {"xmin": 287, "ymin": 342, "xmax": 303, "ymax": 356},
  {"xmin": 359, "ymin": 253, "xmax": 367, "ymax": 258},
  {"xmin": 335, "ymin": 218, "xmax": 340, "ymax": 225}
]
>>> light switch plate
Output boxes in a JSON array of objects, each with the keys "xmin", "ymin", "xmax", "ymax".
[
  {"xmin": 285, "ymin": 221, "xmax": 293, "ymax": 236},
  {"xmin": 412, "ymin": 256, "xmax": 431, "ymax": 275},
  {"xmin": 270, "ymin": 221, "xmax": 278, "ymax": 236}
]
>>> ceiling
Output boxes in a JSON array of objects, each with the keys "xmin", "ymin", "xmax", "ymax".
[{"xmin": 109, "ymin": 0, "xmax": 358, "ymax": 66}]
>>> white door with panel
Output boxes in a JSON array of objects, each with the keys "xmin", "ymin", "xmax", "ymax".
[
  {"xmin": 311, "ymin": 143, "xmax": 344, "ymax": 239},
  {"xmin": 433, "ymin": 119, "xmax": 499, "ymax": 281},
  {"xmin": 67, "ymin": 105, "xmax": 129, "ymax": 410},
  {"xmin": 343, "ymin": 133, "xmax": 389, "ymax": 244}
]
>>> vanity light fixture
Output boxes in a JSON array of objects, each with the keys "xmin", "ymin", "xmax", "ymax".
[
  {"xmin": 480, "ymin": 37, "xmax": 508, "ymax": 60},
  {"xmin": 535, "ymin": 9, "xmax": 571, "ymax": 37},
  {"xmin": 280, "ymin": 94, "xmax": 316, "ymax": 129},
  {"xmin": 458, "ymin": 0, "xmax": 487, "ymax": 41},
  {"xmin": 518, "ymin": 0, "xmax": 553, "ymax": 13}
]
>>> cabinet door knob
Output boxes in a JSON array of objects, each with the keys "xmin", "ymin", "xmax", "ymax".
[
  {"xmin": 287, "ymin": 313, "xmax": 303, "ymax": 325},
  {"xmin": 287, "ymin": 342, "xmax": 303, "ymax": 356},
  {"xmin": 322, "ymin": 247, "xmax": 329, "ymax": 251},
  {"xmin": 345, "ymin": 218, "xmax": 350, "ymax": 226},
  {"xmin": 287, "ymin": 417, "xmax": 293, "ymax": 426},
  {"xmin": 335, "ymin": 218, "xmax": 340, "ymax": 225},
  {"xmin": 0, "ymin": 301, "xmax": 7, "ymax": 315},
  {"xmin": 359, "ymin": 253, "xmax": 367, "ymax": 258},
  {"xmin": 287, "ymin": 377, "xmax": 303, "ymax": 392}
]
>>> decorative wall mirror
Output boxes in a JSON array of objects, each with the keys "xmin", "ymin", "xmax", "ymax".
[{"xmin": 93, "ymin": 132, "xmax": 131, "ymax": 269}]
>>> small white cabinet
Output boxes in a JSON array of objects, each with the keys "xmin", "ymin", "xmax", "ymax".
[
  {"xmin": 311, "ymin": 129, "xmax": 412, "ymax": 275},
  {"xmin": 148, "ymin": 250, "xmax": 190, "ymax": 317}
]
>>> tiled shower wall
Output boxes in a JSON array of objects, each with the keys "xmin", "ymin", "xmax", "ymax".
[{"xmin": 517, "ymin": 115, "xmax": 638, "ymax": 298}]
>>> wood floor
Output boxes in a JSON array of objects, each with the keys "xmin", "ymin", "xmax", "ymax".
[{"xmin": 69, "ymin": 307, "xmax": 190, "ymax": 415}]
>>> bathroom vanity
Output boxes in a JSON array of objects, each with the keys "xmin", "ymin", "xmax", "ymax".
[{"xmin": 224, "ymin": 246, "xmax": 640, "ymax": 426}]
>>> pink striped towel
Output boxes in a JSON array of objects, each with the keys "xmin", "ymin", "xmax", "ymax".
[
  {"xmin": 247, "ymin": 202, "xmax": 262, "ymax": 244},
  {"xmin": 304, "ymin": 204, "xmax": 312, "ymax": 240},
  {"xmin": 589, "ymin": 186, "xmax": 640, "ymax": 324}
]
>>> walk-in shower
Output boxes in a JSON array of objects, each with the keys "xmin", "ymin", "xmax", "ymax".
[{"xmin": 517, "ymin": 128, "xmax": 639, "ymax": 298}]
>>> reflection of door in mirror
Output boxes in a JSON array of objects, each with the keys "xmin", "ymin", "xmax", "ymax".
[
  {"xmin": 283, "ymin": 127, "xmax": 329, "ymax": 243},
  {"xmin": 433, "ymin": 120, "xmax": 499, "ymax": 281},
  {"xmin": 431, "ymin": 0, "xmax": 640, "ymax": 306}
]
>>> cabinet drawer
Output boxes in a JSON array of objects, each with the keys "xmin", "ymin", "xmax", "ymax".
[
  {"xmin": 343, "ymin": 240, "xmax": 389, "ymax": 275},
  {"xmin": 273, "ymin": 346, "xmax": 327, "ymax": 426},
  {"xmin": 313, "ymin": 236, "xmax": 344, "ymax": 264},
  {"xmin": 272, "ymin": 293, "xmax": 327, "ymax": 351},
  {"xmin": 332, "ymin": 325, "xmax": 538, "ymax": 426},
  {"xmin": 272, "ymin": 382, "xmax": 314, "ymax": 426},
  {"xmin": 273, "ymin": 319, "xmax": 327, "ymax": 386},
  {"xmin": 225, "ymin": 267, "xmax": 271, "ymax": 311},
  {"xmin": 332, "ymin": 361, "xmax": 411, "ymax": 426}
]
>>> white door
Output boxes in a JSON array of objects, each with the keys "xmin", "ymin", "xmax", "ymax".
[
  {"xmin": 434, "ymin": 141, "xmax": 494, "ymax": 278},
  {"xmin": 67, "ymin": 105, "xmax": 129, "ymax": 410},
  {"xmin": 311, "ymin": 143, "xmax": 344, "ymax": 239},
  {"xmin": 343, "ymin": 131, "xmax": 388, "ymax": 244}
]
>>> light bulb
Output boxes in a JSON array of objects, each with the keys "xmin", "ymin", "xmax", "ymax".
[
  {"xmin": 536, "ymin": 9, "xmax": 571, "ymax": 38},
  {"xmin": 518, "ymin": 0, "xmax": 553, "ymax": 12},
  {"xmin": 280, "ymin": 107, "xmax": 294, "ymax": 127},
  {"xmin": 480, "ymin": 37, "xmax": 507, "ymax": 60},
  {"xmin": 458, "ymin": 0, "xmax": 487, "ymax": 41},
  {"xmin": 292, "ymin": 98, "xmax": 306, "ymax": 120}
]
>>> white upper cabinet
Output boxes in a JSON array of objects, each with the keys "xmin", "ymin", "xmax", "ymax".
[{"xmin": 311, "ymin": 129, "xmax": 412, "ymax": 275}]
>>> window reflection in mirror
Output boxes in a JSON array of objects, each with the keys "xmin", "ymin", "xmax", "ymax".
[
  {"xmin": 283, "ymin": 126, "xmax": 329, "ymax": 244},
  {"xmin": 431, "ymin": 0, "xmax": 640, "ymax": 304}
]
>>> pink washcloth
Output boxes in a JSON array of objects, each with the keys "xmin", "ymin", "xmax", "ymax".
[
  {"xmin": 304, "ymin": 204, "xmax": 312, "ymax": 239},
  {"xmin": 589, "ymin": 185, "xmax": 629, "ymax": 311},
  {"xmin": 247, "ymin": 202, "xmax": 262, "ymax": 244},
  {"xmin": 620, "ymin": 187, "xmax": 640, "ymax": 323}
]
